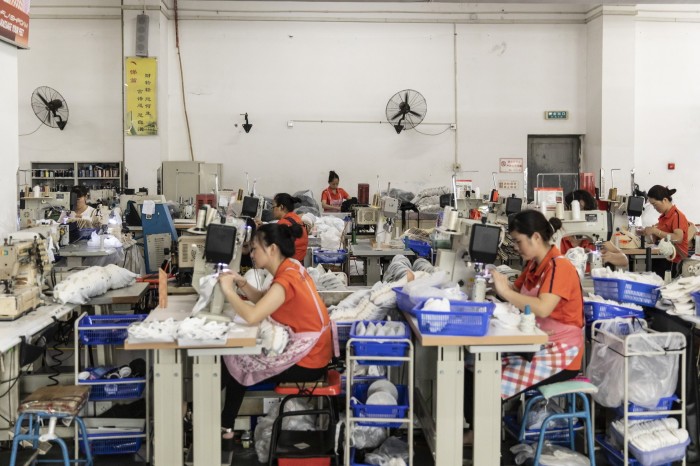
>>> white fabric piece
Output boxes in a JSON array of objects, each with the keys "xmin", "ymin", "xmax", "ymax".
[
  {"xmin": 192, "ymin": 273, "xmax": 219, "ymax": 315},
  {"xmin": 87, "ymin": 232, "xmax": 123, "ymax": 248},
  {"xmin": 591, "ymin": 267, "xmax": 664, "ymax": 286},
  {"xmin": 585, "ymin": 294, "xmax": 643, "ymax": 311},
  {"xmin": 53, "ymin": 265, "xmax": 137, "ymax": 305},
  {"xmin": 176, "ymin": 316, "xmax": 230, "ymax": 341},
  {"xmin": 258, "ymin": 319, "xmax": 290, "ymax": 356},
  {"xmin": 127, "ymin": 318, "xmax": 179, "ymax": 342}
]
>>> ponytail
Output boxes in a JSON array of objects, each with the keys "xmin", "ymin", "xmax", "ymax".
[{"xmin": 328, "ymin": 170, "xmax": 339, "ymax": 184}]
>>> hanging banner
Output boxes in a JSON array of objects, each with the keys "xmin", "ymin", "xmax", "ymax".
[
  {"xmin": 125, "ymin": 57, "xmax": 158, "ymax": 136},
  {"xmin": 0, "ymin": 0, "xmax": 30, "ymax": 48}
]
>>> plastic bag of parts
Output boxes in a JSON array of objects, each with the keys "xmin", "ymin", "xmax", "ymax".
[
  {"xmin": 520, "ymin": 398, "xmax": 572, "ymax": 430},
  {"xmin": 384, "ymin": 188, "xmax": 415, "ymax": 204},
  {"xmin": 511, "ymin": 443, "xmax": 590, "ymax": 466},
  {"xmin": 364, "ymin": 436, "xmax": 410, "ymax": 465},
  {"xmin": 254, "ymin": 398, "xmax": 319, "ymax": 463},
  {"xmin": 352, "ymin": 424, "xmax": 388, "ymax": 450},
  {"xmin": 293, "ymin": 189, "xmax": 321, "ymax": 217}
]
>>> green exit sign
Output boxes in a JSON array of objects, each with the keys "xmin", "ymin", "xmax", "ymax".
[{"xmin": 545, "ymin": 111, "xmax": 568, "ymax": 120}]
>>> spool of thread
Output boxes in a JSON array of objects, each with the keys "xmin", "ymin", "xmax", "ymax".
[
  {"xmin": 444, "ymin": 208, "xmax": 459, "ymax": 232},
  {"xmin": 555, "ymin": 202, "xmax": 564, "ymax": 219},
  {"xmin": 358, "ymin": 183, "xmax": 370, "ymax": 205},
  {"xmin": 195, "ymin": 208, "xmax": 207, "ymax": 230},
  {"xmin": 539, "ymin": 201, "xmax": 548, "ymax": 215},
  {"xmin": 519, "ymin": 305, "xmax": 536, "ymax": 333},
  {"xmin": 472, "ymin": 277, "xmax": 486, "ymax": 302},
  {"xmin": 205, "ymin": 205, "xmax": 218, "ymax": 226},
  {"xmin": 33, "ymin": 185, "xmax": 41, "ymax": 198},
  {"xmin": 571, "ymin": 200, "xmax": 581, "ymax": 220},
  {"xmin": 372, "ymin": 193, "xmax": 381, "ymax": 207}
]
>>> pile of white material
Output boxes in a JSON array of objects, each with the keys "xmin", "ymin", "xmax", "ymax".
[
  {"xmin": 307, "ymin": 264, "xmax": 347, "ymax": 291},
  {"xmin": 585, "ymin": 294, "xmax": 644, "ymax": 311},
  {"xmin": 591, "ymin": 267, "xmax": 665, "ymax": 286},
  {"xmin": 86, "ymin": 231, "xmax": 123, "ymax": 248},
  {"xmin": 354, "ymin": 321, "xmax": 405, "ymax": 337},
  {"xmin": 177, "ymin": 316, "xmax": 230, "ymax": 341},
  {"xmin": 659, "ymin": 275, "xmax": 700, "ymax": 315},
  {"xmin": 611, "ymin": 418, "xmax": 689, "ymax": 452},
  {"xmin": 363, "ymin": 437, "xmax": 409, "ymax": 466},
  {"xmin": 410, "ymin": 186, "xmax": 451, "ymax": 214},
  {"xmin": 127, "ymin": 318, "xmax": 180, "ymax": 342},
  {"xmin": 492, "ymin": 301, "xmax": 522, "ymax": 329},
  {"xmin": 420, "ymin": 298, "xmax": 450, "ymax": 312},
  {"xmin": 258, "ymin": 319, "xmax": 290, "ymax": 356},
  {"xmin": 53, "ymin": 264, "xmax": 138, "ymax": 304},
  {"xmin": 310, "ymin": 215, "xmax": 347, "ymax": 249}
]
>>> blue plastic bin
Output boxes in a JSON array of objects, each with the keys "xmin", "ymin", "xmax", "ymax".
[
  {"xmin": 403, "ymin": 238, "xmax": 431, "ymax": 258},
  {"xmin": 602, "ymin": 431, "xmax": 689, "ymax": 466},
  {"xmin": 614, "ymin": 395, "xmax": 679, "ymax": 421},
  {"xmin": 584, "ymin": 301, "xmax": 645, "ymax": 323},
  {"xmin": 80, "ymin": 378, "xmax": 146, "ymax": 401},
  {"xmin": 693, "ymin": 291, "xmax": 700, "ymax": 317},
  {"xmin": 80, "ymin": 434, "xmax": 144, "ymax": 456},
  {"xmin": 412, "ymin": 300, "xmax": 494, "ymax": 336},
  {"xmin": 503, "ymin": 414, "xmax": 579, "ymax": 445},
  {"xmin": 350, "ymin": 382, "xmax": 409, "ymax": 428},
  {"xmin": 78, "ymin": 314, "xmax": 148, "ymax": 345},
  {"xmin": 349, "ymin": 321, "xmax": 409, "ymax": 366},
  {"xmin": 593, "ymin": 278, "xmax": 660, "ymax": 307},
  {"xmin": 392, "ymin": 287, "xmax": 416, "ymax": 313},
  {"xmin": 312, "ymin": 249, "xmax": 348, "ymax": 265}
]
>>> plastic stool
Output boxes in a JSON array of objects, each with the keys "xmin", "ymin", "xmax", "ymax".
[
  {"xmin": 9, "ymin": 385, "xmax": 93, "ymax": 466},
  {"xmin": 519, "ymin": 381, "xmax": 596, "ymax": 466},
  {"xmin": 268, "ymin": 370, "xmax": 342, "ymax": 466}
]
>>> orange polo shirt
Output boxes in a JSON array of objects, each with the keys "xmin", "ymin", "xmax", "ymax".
[
  {"xmin": 278, "ymin": 212, "xmax": 309, "ymax": 262},
  {"xmin": 514, "ymin": 246, "xmax": 584, "ymax": 371},
  {"xmin": 272, "ymin": 259, "xmax": 332, "ymax": 369},
  {"xmin": 657, "ymin": 205, "xmax": 689, "ymax": 263}
]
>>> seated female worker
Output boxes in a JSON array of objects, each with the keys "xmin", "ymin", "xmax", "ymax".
[
  {"xmin": 217, "ymin": 223, "xmax": 332, "ymax": 449},
  {"xmin": 560, "ymin": 189, "xmax": 599, "ymax": 254},
  {"xmin": 321, "ymin": 170, "xmax": 349, "ymax": 212},
  {"xmin": 643, "ymin": 185, "xmax": 690, "ymax": 279},
  {"xmin": 272, "ymin": 193, "xmax": 309, "ymax": 263},
  {"xmin": 463, "ymin": 210, "xmax": 583, "ymax": 444},
  {"xmin": 63, "ymin": 185, "xmax": 99, "ymax": 228}
]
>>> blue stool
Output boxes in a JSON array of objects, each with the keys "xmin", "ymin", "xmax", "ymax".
[
  {"xmin": 519, "ymin": 380, "xmax": 597, "ymax": 466},
  {"xmin": 9, "ymin": 385, "xmax": 93, "ymax": 466}
]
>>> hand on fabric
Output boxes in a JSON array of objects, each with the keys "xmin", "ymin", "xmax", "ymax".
[
  {"xmin": 491, "ymin": 270, "xmax": 510, "ymax": 297},
  {"xmin": 218, "ymin": 270, "xmax": 244, "ymax": 289},
  {"xmin": 643, "ymin": 225, "xmax": 658, "ymax": 237}
]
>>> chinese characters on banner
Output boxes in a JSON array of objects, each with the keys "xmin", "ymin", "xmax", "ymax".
[
  {"xmin": 125, "ymin": 57, "xmax": 157, "ymax": 136},
  {"xmin": 0, "ymin": 0, "xmax": 30, "ymax": 48}
]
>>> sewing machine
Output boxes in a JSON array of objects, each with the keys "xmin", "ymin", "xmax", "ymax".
[
  {"xmin": 0, "ymin": 238, "xmax": 52, "ymax": 320},
  {"xmin": 119, "ymin": 193, "xmax": 166, "ymax": 226},
  {"xmin": 190, "ymin": 218, "xmax": 251, "ymax": 322},
  {"xmin": 547, "ymin": 210, "xmax": 611, "ymax": 250},
  {"xmin": 19, "ymin": 192, "xmax": 71, "ymax": 229},
  {"xmin": 375, "ymin": 196, "xmax": 400, "ymax": 244}
]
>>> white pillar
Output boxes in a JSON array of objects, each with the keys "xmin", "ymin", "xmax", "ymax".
[{"xmin": 0, "ymin": 44, "xmax": 19, "ymax": 238}]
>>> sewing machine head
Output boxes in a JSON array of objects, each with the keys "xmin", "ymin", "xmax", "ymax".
[
  {"xmin": 0, "ymin": 237, "xmax": 51, "ymax": 320},
  {"xmin": 552, "ymin": 210, "xmax": 611, "ymax": 250}
]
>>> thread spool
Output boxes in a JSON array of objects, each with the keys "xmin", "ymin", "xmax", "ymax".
[
  {"xmin": 472, "ymin": 277, "xmax": 486, "ymax": 302},
  {"xmin": 571, "ymin": 200, "xmax": 581, "ymax": 220},
  {"xmin": 444, "ymin": 208, "xmax": 459, "ymax": 232},
  {"xmin": 194, "ymin": 208, "xmax": 207, "ymax": 231},
  {"xmin": 358, "ymin": 183, "xmax": 370, "ymax": 205},
  {"xmin": 33, "ymin": 186, "xmax": 41, "ymax": 198},
  {"xmin": 539, "ymin": 202, "xmax": 548, "ymax": 215},
  {"xmin": 205, "ymin": 205, "xmax": 218, "ymax": 226},
  {"xmin": 372, "ymin": 193, "xmax": 381, "ymax": 207},
  {"xmin": 555, "ymin": 202, "xmax": 564, "ymax": 219}
]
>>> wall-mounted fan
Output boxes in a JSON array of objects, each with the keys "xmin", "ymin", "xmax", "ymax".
[
  {"xmin": 31, "ymin": 86, "xmax": 69, "ymax": 130},
  {"xmin": 385, "ymin": 89, "xmax": 426, "ymax": 134}
]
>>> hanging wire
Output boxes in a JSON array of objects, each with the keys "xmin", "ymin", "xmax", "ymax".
[
  {"xmin": 413, "ymin": 125, "xmax": 452, "ymax": 137},
  {"xmin": 19, "ymin": 122, "xmax": 44, "ymax": 137}
]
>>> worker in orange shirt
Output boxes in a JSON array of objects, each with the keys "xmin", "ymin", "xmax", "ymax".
[
  {"xmin": 272, "ymin": 193, "xmax": 308, "ymax": 263},
  {"xmin": 643, "ymin": 185, "xmax": 690, "ymax": 278},
  {"xmin": 321, "ymin": 170, "xmax": 350, "ymax": 212}
]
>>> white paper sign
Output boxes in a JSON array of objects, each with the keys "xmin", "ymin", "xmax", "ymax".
[{"xmin": 499, "ymin": 158, "xmax": 524, "ymax": 173}]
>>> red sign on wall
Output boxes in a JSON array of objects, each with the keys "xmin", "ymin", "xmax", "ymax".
[{"xmin": 0, "ymin": 0, "xmax": 30, "ymax": 49}]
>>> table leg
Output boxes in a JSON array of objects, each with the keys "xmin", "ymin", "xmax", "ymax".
[
  {"xmin": 472, "ymin": 352, "xmax": 502, "ymax": 466},
  {"xmin": 434, "ymin": 346, "xmax": 464, "ymax": 466},
  {"xmin": 153, "ymin": 349, "xmax": 183, "ymax": 466},
  {"xmin": 192, "ymin": 355, "xmax": 222, "ymax": 465},
  {"xmin": 65, "ymin": 257, "xmax": 82, "ymax": 268},
  {"xmin": 366, "ymin": 257, "xmax": 381, "ymax": 284}
]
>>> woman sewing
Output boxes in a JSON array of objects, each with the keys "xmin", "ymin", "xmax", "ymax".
[
  {"xmin": 273, "ymin": 193, "xmax": 308, "ymax": 262},
  {"xmin": 321, "ymin": 170, "xmax": 349, "ymax": 212},
  {"xmin": 70, "ymin": 186, "xmax": 97, "ymax": 220},
  {"xmin": 217, "ymin": 224, "xmax": 332, "ymax": 449},
  {"xmin": 644, "ymin": 185, "xmax": 690, "ymax": 278},
  {"xmin": 463, "ymin": 210, "xmax": 583, "ymax": 444},
  {"xmin": 560, "ymin": 189, "xmax": 597, "ymax": 253}
]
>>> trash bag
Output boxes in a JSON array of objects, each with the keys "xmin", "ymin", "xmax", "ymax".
[
  {"xmin": 511, "ymin": 443, "xmax": 590, "ymax": 466},
  {"xmin": 293, "ymin": 189, "xmax": 321, "ymax": 217}
]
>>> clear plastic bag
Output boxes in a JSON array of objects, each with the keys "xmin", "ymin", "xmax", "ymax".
[{"xmin": 511, "ymin": 443, "xmax": 590, "ymax": 466}]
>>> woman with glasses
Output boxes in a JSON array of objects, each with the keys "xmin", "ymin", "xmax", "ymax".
[
  {"xmin": 643, "ymin": 185, "xmax": 690, "ymax": 278},
  {"xmin": 272, "ymin": 193, "xmax": 308, "ymax": 262}
]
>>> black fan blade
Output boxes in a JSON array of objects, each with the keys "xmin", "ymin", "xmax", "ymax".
[
  {"xmin": 405, "ymin": 92, "xmax": 409, "ymax": 104},
  {"xmin": 37, "ymin": 93, "xmax": 51, "ymax": 108},
  {"xmin": 391, "ymin": 110, "xmax": 404, "ymax": 121},
  {"xmin": 408, "ymin": 110, "xmax": 421, "ymax": 118}
]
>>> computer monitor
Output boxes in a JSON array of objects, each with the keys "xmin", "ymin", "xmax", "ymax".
[
  {"xmin": 505, "ymin": 197, "xmax": 523, "ymax": 216},
  {"xmin": 469, "ymin": 223, "xmax": 501, "ymax": 264},
  {"xmin": 204, "ymin": 223, "xmax": 237, "ymax": 265},
  {"xmin": 241, "ymin": 196, "xmax": 259, "ymax": 218},
  {"xmin": 627, "ymin": 196, "xmax": 645, "ymax": 217}
]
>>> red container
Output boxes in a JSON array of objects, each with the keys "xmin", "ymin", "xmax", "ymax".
[
  {"xmin": 278, "ymin": 459, "xmax": 330, "ymax": 466},
  {"xmin": 357, "ymin": 183, "xmax": 369, "ymax": 205},
  {"xmin": 579, "ymin": 172, "xmax": 596, "ymax": 197}
]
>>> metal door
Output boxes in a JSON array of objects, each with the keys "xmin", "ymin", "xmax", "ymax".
[{"xmin": 527, "ymin": 136, "xmax": 581, "ymax": 201}]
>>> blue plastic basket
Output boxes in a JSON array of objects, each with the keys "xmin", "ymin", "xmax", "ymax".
[
  {"xmin": 78, "ymin": 314, "xmax": 148, "ymax": 345},
  {"xmin": 693, "ymin": 291, "xmax": 700, "ymax": 317},
  {"xmin": 80, "ymin": 434, "xmax": 144, "ymax": 456},
  {"xmin": 614, "ymin": 395, "xmax": 679, "ymax": 421},
  {"xmin": 336, "ymin": 321, "xmax": 353, "ymax": 349},
  {"xmin": 392, "ymin": 287, "xmax": 416, "ymax": 313},
  {"xmin": 313, "ymin": 249, "xmax": 348, "ymax": 265},
  {"xmin": 350, "ymin": 382, "xmax": 409, "ymax": 428},
  {"xmin": 503, "ymin": 414, "xmax": 579, "ymax": 445},
  {"xmin": 403, "ymin": 238, "xmax": 431, "ymax": 258},
  {"xmin": 412, "ymin": 300, "xmax": 494, "ymax": 336},
  {"xmin": 584, "ymin": 301, "xmax": 645, "ymax": 323},
  {"xmin": 593, "ymin": 278, "xmax": 660, "ymax": 307},
  {"xmin": 349, "ymin": 321, "xmax": 409, "ymax": 366},
  {"xmin": 80, "ymin": 378, "xmax": 146, "ymax": 401},
  {"xmin": 602, "ymin": 431, "xmax": 689, "ymax": 466}
]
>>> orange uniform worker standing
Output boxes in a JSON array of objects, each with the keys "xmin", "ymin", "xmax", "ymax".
[{"xmin": 321, "ymin": 170, "xmax": 350, "ymax": 212}]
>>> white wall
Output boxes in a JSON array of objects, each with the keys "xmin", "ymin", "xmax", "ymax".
[
  {"xmin": 635, "ymin": 20, "xmax": 700, "ymax": 222},
  {"xmin": 17, "ymin": 18, "xmax": 123, "ymax": 168},
  {"xmin": 0, "ymin": 44, "xmax": 19, "ymax": 238}
]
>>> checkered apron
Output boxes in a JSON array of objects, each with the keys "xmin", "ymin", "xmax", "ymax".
[{"xmin": 500, "ymin": 268, "xmax": 582, "ymax": 398}]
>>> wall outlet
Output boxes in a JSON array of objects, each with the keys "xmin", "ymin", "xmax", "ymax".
[
  {"xmin": 450, "ymin": 123, "xmax": 457, "ymax": 130},
  {"xmin": 452, "ymin": 162, "xmax": 462, "ymax": 172},
  {"xmin": 287, "ymin": 120, "xmax": 294, "ymax": 128}
]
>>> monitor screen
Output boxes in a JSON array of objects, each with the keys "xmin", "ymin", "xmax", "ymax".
[
  {"xmin": 469, "ymin": 223, "xmax": 501, "ymax": 264},
  {"xmin": 204, "ymin": 223, "xmax": 237, "ymax": 264},
  {"xmin": 505, "ymin": 197, "xmax": 523, "ymax": 216},
  {"xmin": 241, "ymin": 196, "xmax": 259, "ymax": 218},
  {"xmin": 627, "ymin": 196, "xmax": 645, "ymax": 217}
]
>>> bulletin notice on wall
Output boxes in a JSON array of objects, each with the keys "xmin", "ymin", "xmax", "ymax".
[
  {"xmin": 0, "ymin": 0, "xmax": 30, "ymax": 48},
  {"xmin": 125, "ymin": 57, "xmax": 157, "ymax": 136}
]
